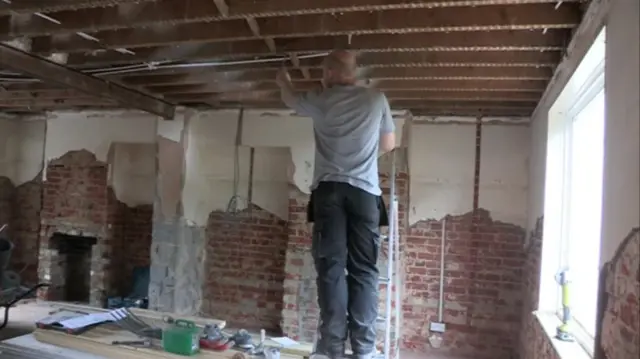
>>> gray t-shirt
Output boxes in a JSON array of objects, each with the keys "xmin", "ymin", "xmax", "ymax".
[{"xmin": 290, "ymin": 85, "xmax": 395, "ymax": 196}]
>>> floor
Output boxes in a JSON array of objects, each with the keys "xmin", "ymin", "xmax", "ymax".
[{"xmin": 0, "ymin": 300, "xmax": 52, "ymax": 341}]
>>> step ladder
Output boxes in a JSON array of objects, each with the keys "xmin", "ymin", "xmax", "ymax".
[{"xmin": 311, "ymin": 151, "xmax": 402, "ymax": 359}]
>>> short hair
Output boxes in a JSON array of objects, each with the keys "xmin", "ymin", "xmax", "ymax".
[{"xmin": 323, "ymin": 50, "xmax": 357, "ymax": 79}]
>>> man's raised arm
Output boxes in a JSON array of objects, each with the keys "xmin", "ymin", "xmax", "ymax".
[{"xmin": 276, "ymin": 68, "xmax": 321, "ymax": 118}]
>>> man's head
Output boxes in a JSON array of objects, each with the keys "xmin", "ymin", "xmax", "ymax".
[{"xmin": 322, "ymin": 50, "xmax": 358, "ymax": 86}]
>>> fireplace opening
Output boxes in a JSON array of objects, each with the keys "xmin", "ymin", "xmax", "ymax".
[{"xmin": 51, "ymin": 233, "xmax": 97, "ymax": 303}]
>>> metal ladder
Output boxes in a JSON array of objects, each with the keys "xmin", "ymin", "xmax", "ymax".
[
  {"xmin": 311, "ymin": 152, "xmax": 401, "ymax": 359},
  {"xmin": 376, "ymin": 150, "xmax": 401, "ymax": 359}
]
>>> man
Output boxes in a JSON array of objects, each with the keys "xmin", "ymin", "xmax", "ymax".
[{"xmin": 276, "ymin": 50, "xmax": 396, "ymax": 359}]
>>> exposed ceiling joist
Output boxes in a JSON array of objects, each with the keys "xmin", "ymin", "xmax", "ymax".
[
  {"xmin": 118, "ymin": 66, "xmax": 551, "ymax": 86},
  {"xmin": 140, "ymin": 79, "xmax": 547, "ymax": 94},
  {"xmin": 203, "ymin": 90, "xmax": 540, "ymax": 102},
  {"xmin": 25, "ymin": 3, "xmax": 580, "ymax": 53},
  {"xmin": 0, "ymin": 0, "xmax": 582, "ymax": 37},
  {"xmin": 59, "ymin": 30, "xmax": 569, "ymax": 67},
  {"xmin": 0, "ymin": 43, "xmax": 174, "ymax": 118}
]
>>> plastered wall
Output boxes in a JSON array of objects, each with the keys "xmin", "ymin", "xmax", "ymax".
[
  {"xmin": 600, "ymin": 0, "xmax": 639, "ymax": 265},
  {"xmin": 408, "ymin": 120, "xmax": 530, "ymax": 227},
  {"xmin": 181, "ymin": 109, "xmax": 407, "ymax": 225},
  {"xmin": 0, "ymin": 118, "xmax": 45, "ymax": 185},
  {"xmin": 0, "ymin": 118, "xmax": 18, "ymax": 182},
  {"xmin": 43, "ymin": 110, "xmax": 158, "ymax": 206}
]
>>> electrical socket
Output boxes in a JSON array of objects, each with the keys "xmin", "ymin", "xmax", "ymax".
[{"xmin": 429, "ymin": 322, "xmax": 446, "ymax": 333}]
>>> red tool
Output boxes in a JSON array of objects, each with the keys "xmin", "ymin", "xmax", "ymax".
[{"xmin": 200, "ymin": 338, "xmax": 235, "ymax": 351}]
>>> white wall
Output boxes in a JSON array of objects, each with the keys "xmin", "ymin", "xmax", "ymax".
[
  {"xmin": 479, "ymin": 125, "xmax": 530, "ymax": 227},
  {"xmin": 0, "ymin": 118, "xmax": 46, "ymax": 185},
  {"xmin": 408, "ymin": 119, "xmax": 529, "ymax": 226},
  {"xmin": 408, "ymin": 123, "xmax": 476, "ymax": 224},
  {"xmin": 181, "ymin": 110, "xmax": 293, "ymax": 225},
  {"xmin": 600, "ymin": 0, "xmax": 639, "ymax": 264},
  {"xmin": 0, "ymin": 118, "xmax": 18, "ymax": 182}
]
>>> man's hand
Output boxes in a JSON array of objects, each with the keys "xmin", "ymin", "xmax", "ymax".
[{"xmin": 276, "ymin": 68, "xmax": 292, "ymax": 88}]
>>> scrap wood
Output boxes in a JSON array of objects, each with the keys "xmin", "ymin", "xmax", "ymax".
[{"xmin": 33, "ymin": 326, "xmax": 307, "ymax": 359}]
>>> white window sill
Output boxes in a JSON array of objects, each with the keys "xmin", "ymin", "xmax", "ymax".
[{"xmin": 534, "ymin": 311, "xmax": 592, "ymax": 359}]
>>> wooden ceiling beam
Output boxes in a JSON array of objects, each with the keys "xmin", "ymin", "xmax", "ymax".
[
  {"xmin": 188, "ymin": 90, "xmax": 539, "ymax": 103},
  {"xmin": 66, "ymin": 51, "xmax": 562, "ymax": 74},
  {"xmin": 60, "ymin": 30, "xmax": 569, "ymax": 67},
  {"xmin": 0, "ymin": 0, "xmax": 157, "ymax": 16},
  {"xmin": 141, "ymin": 79, "xmax": 546, "ymax": 94},
  {"xmin": 0, "ymin": 43, "xmax": 175, "ymax": 118},
  {"xmin": 0, "ymin": 0, "xmax": 582, "ymax": 38},
  {"xmin": 26, "ymin": 3, "xmax": 580, "ymax": 53},
  {"xmin": 120, "ymin": 67, "xmax": 552, "ymax": 87}
]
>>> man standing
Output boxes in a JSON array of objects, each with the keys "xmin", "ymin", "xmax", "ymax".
[{"xmin": 276, "ymin": 50, "xmax": 396, "ymax": 359}]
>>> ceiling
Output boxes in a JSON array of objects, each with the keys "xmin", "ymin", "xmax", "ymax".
[{"xmin": 0, "ymin": 0, "xmax": 589, "ymax": 117}]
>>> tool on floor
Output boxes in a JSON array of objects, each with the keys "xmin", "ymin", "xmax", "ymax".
[
  {"xmin": 110, "ymin": 308, "xmax": 162, "ymax": 339},
  {"xmin": 111, "ymin": 339, "xmax": 151, "ymax": 347},
  {"xmin": 311, "ymin": 151, "xmax": 401, "ymax": 359},
  {"xmin": 555, "ymin": 268, "xmax": 574, "ymax": 342}
]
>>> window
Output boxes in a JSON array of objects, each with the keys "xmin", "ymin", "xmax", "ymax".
[{"xmin": 540, "ymin": 29, "xmax": 606, "ymax": 355}]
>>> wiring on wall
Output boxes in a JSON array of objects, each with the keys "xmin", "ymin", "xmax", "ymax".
[{"xmin": 225, "ymin": 108, "xmax": 244, "ymax": 215}]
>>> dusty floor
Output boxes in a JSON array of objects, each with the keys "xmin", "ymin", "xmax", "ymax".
[{"xmin": 0, "ymin": 300, "xmax": 52, "ymax": 341}]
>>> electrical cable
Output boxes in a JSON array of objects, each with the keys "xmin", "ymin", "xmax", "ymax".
[{"xmin": 0, "ymin": 52, "xmax": 330, "ymax": 83}]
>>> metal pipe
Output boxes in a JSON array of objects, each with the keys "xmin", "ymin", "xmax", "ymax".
[{"xmin": 438, "ymin": 217, "xmax": 446, "ymax": 322}]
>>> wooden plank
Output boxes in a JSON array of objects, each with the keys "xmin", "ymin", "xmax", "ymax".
[
  {"xmin": 44, "ymin": 302, "xmax": 313, "ymax": 357},
  {"xmin": 47, "ymin": 302, "xmax": 226, "ymax": 329},
  {"xmin": 0, "ymin": 44, "xmax": 175, "ymax": 119}
]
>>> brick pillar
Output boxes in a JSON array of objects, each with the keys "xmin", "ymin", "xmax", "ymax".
[{"xmin": 149, "ymin": 112, "xmax": 206, "ymax": 315}]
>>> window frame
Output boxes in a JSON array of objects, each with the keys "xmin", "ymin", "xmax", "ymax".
[{"xmin": 541, "ymin": 28, "xmax": 607, "ymax": 358}]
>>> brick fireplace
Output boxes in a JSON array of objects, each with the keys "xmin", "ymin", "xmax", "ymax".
[{"xmin": 37, "ymin": 150, "xmax": 117, "ymax": 307}]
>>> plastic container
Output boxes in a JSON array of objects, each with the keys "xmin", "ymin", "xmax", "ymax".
[{"xmin": 162, "ymin": 319, "xmax": 200, "ymax": 356}]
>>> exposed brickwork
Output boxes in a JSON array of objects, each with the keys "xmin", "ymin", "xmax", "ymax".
[
  {"xmin": 10, "ymin": 177, "xmax": 43, "ymax": 284},
  {"xmin": 518, "ymin": 217, "xmax": 560, "ymax": 359},
  {"xmin": 281, "ymin": 186, "xmax": 317, "ymax": 341},
  {"xmin": 402, "ymin": 209, "xmax": 526, "ymax": 359},
  {"xmin": 38, "ymin": 150, "xmax": 113, "ymax": 306},
  {"xmin": 203, "ymin": 205, "xmax": 288, "ymax": 333},
  {"xmin": 599, "ymin": 228, "xmax": 640, "ymax": 359}
]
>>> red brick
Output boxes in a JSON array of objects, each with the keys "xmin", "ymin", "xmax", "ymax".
[{"xmin": 202, "ymin": 204, "xmax": 288, "ymax": 334}]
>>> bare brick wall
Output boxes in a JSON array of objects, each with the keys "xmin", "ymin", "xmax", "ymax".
[
  {"xmin": 38, "ymin": 152, "xmax": 111, "ymax": 305},
  {"xmin": 38, "ymin": 150, "xmax": 153, "ymax": 305},
  {"xmin": 203, "ymin": 205, "xmax": 288, "ymax": 333},
  {"xmin": 599, "ymin": 228, "xmax": 640, "ymax": 359},
  {"xmin": 403, "ymin": 210, "xmax": 526, "ymax": 358},
  {"xmin": 281, "ymin": 186, "xmax": 317, "ymax": 341},
  {"xmin": 518, "ymin": 217, "xmax": 560, "ymax": 359}
]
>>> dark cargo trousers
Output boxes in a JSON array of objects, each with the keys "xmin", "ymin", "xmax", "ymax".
[{"xmin": 311, "ymin": 181, "xmax": 381, "ymax": 359}]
